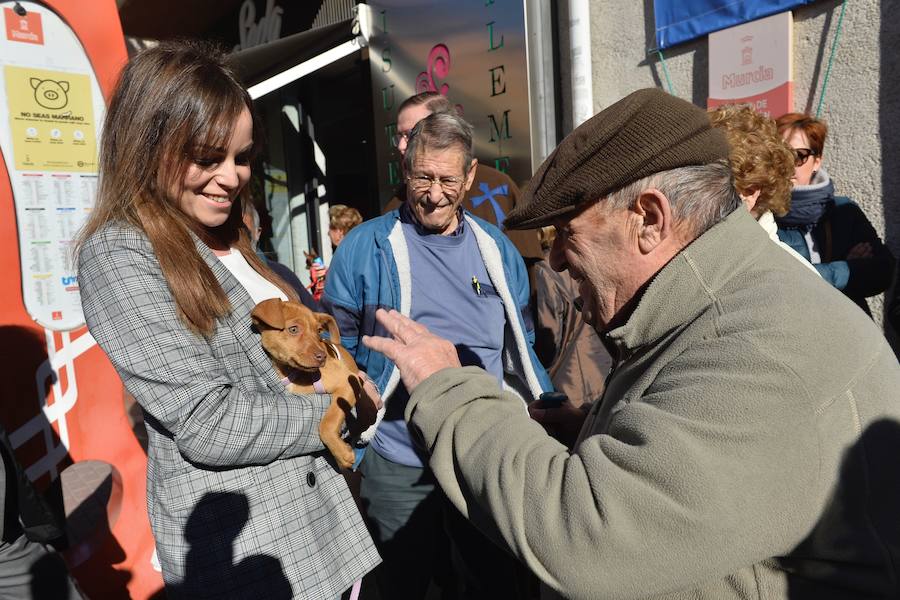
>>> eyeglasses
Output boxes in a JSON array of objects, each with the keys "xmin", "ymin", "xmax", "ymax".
[
  {"xmin": 407, "ymin": 174, "xmax": 465, "ymax": 194},
  {"xmin": 793, "ymin": 147, "xmax": 818, "ymax": 167},
  {"xmin": 392, "ymin": 131, "xmax": 410, "ymax": 147}
]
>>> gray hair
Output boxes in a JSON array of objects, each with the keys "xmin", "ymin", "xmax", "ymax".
[
  {"xmin": 398, "ymin": 91, "xmax": 455, "ymax": 117},
  {"xmin": 241, "ymin": 201, "xmax": 261, "ymax": 247},
  {"xmin": 403, "ymin": 112, "xmax": 475, "ymax": 175},
  {"xmin": 605, "ymin": 159, "xmax": 742, "ymax": 236},
  {"xmin": 244, "ymin": 202, "xmax": 260, "ymax": 231}
]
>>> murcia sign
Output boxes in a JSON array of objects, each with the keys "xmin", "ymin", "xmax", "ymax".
[{"xmin": 708, "ymin": 11, "xmax": 793, "ymax": 118}]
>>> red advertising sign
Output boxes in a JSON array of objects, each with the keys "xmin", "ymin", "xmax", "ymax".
[
  {"xmin": 4, "ymin": 7, "xmax": 44, "ymax": 45},
  {"xmin": 708, "ymin": 11, "xmax": 793, "ymax": 118}
]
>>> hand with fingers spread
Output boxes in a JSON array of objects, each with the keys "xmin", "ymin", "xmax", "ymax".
[{"xmin": 362, "ymin": 309, "xmax": 462, "ymax": 393}]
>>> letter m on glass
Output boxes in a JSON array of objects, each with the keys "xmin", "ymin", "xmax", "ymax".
[{"xmin": 488, "ymin": 110, "xmax": 512, "ymax": 142}]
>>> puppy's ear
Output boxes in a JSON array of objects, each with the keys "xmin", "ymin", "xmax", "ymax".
[
  {"xmin": 316, "ymin": 313, "xmax": 341, "ymax": 342},
  {"xmin": 251, "ymin": 299, "xmax": 285, "ymax": 330}
]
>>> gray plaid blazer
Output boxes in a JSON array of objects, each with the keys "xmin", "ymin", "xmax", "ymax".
[{"xmin": 78, "ymin": 223, "xmax": 379, "ymax": 599}]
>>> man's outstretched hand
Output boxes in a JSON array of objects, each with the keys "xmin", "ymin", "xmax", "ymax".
[{"xmin": 362, "ymin": 309, "xmax": 462, "ymax": 393}]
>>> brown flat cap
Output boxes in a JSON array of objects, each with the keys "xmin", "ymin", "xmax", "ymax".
[{"xmin": 505, "ymin": 88, "xmax": 730, "ymax": 230}]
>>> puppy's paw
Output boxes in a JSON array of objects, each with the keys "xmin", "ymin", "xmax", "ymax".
[{"xmin": 334, "ymin": 444, "xmax": 356, "ymax": 470}]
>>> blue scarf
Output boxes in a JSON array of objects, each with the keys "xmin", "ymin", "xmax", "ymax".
[{"xmin": 776, "ymin": 169, "xmax": 835, "ymax": 228}]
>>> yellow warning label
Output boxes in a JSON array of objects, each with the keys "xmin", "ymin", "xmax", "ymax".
[{"xmin": 4, "ymin": 65, "xmax": 97, "ymax": 172}]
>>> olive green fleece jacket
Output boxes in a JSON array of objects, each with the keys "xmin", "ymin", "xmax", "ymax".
[{"xmin": 406, "ymin": 208, "xmax": 900, "ymax": 600}]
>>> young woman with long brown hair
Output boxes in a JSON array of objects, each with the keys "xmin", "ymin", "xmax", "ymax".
[{"xmin": 75, "ymin": 40, "xmax": 379, "ymax": 598}]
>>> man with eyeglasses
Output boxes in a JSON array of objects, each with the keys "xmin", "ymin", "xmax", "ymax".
[
  {"xmin": 383, "ymin": 92, "xmax": 544, "ymax": 284},
  {"xmin": 323, "ymin": 111, "xmax": 551, "ymax": 598}
]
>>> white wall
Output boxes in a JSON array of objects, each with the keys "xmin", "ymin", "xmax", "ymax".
[{"xmin": 555, "ymin": 0, "xmax": 898, "ymax": 331}]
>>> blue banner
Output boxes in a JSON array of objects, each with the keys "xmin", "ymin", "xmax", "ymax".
[{"xmin": 653, "ymin": 0, "xmax": 816, "ymax": 50}]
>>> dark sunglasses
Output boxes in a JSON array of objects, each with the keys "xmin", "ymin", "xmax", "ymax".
[{"xmin": 793, "ymin": 148, "xmax": 818, "ymax": 167}]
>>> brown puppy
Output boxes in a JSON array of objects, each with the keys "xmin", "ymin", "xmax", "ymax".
[{"xmin": 251, "ymin": 298, "xmax": 374, "ymax": 469}]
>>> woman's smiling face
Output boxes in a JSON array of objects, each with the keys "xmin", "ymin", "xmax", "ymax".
[{"xmin": 175, "ymin": 107, "xmax": 253, "ymax": 230}]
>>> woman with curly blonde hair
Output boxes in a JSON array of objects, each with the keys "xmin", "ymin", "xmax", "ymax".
[
  {"xmin": 328, "ymin": 204, "xmax": 363, "ymax": 249},
  {"xmin": 709, "ymin": 105, "xmax": 818, "ymax": 273}
]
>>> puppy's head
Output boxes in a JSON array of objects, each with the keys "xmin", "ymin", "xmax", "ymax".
[{"xmin": 252, "ymin": 299, "xmax": 340, "ymax": 372}]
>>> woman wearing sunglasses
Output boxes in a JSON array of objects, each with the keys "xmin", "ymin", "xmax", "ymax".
[{"xmin": 775, "ymin": 113, "xmax": 895, "ymax": 317}]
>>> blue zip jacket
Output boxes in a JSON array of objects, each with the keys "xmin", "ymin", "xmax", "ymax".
[{"xmin": 323, "ymin": 209, "xmax": 552, "ymax": 442}]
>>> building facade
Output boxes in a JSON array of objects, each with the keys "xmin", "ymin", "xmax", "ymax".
[{"xmin": 554, "ymin": 0, "xmax": 898, "ymax": 335}]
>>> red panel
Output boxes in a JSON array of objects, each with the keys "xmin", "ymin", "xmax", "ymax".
[
  {"xmin": 708, "ymin": 81, "xmax": 794, "ymax": 119},
  {"xmin": 0, "ymin": 1, "xmax": 162, "ymax": 598},
  {"xmin": 46, "ymin": 0, "xmax": 128, "ymax": 100}
]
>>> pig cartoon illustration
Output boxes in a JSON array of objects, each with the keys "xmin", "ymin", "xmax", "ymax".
[{"xmin": 30, "ymin": 78, "xmax": 70, "ymax": 110}]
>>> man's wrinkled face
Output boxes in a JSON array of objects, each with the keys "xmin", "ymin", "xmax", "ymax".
[
  {"xmin": 405, "ymin": 145, "xmax": 476, "ymax": 235},
  {"xmin": 549, "ymin": 200, "xmax": 640, "ymax": 331}
]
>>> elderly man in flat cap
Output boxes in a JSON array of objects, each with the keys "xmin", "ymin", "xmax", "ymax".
[{"xmin": 363, "ymin": 88, "xmax": 900, "ymax": 599}]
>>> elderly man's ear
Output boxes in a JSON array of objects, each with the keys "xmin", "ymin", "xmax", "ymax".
[
  {"xmin": 633, "ymin": 189, "xmax": 675, "ymax": 254},
  {"xmin": 464, "ymin": 158, "xmax": 479, "ymax": 191}
]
